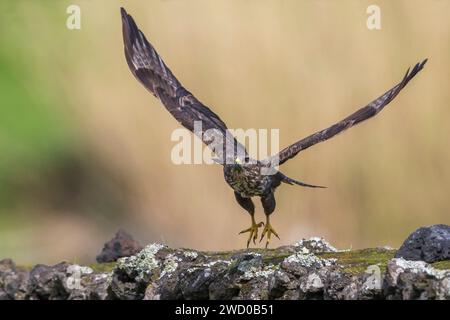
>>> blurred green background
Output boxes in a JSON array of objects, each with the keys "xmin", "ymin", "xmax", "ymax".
[{"xmin": 0, "ymin": 0, "xmax": 449, "ymax": 264}]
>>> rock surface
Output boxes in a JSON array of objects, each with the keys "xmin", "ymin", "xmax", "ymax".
[
  {"xmin": 1, "ymin": 237, "xmax": 449, "ymax": 300},
  {"xmin": 395, "ymin": 224, "xmax": 450, "ymax": 263},
  {"xmin": 0, "ymin": 259, "xmax": 28, "ymax": 300},
  {"xmin": 96, "ymin": 229, "xmax": 143, "ymax": 263},
  {"xmin": 383, "ymin": 258, "xmax": 450, "ymax": 300}
]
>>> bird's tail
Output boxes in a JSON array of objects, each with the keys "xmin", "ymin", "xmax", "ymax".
[{"xmin": 278, "ymin": 172, "xmax": 326, "ymax": 189}]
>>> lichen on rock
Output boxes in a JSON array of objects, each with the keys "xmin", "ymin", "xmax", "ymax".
[
  {"xmin": 294, "ymin": 237, "xmax": 338, "ymax": 254},
  {"xmin": 384, "ymin": 258, "xmax": 450, "ymax": 300},
  {"xmin": 115, "ymin": 243, "xmax": 166, "ymax": 282},
  {"xmin": 2, "ymin": 233, "xmax": 449, "ymax": 300},
  {"xmin": 283, "ymin": 252, "xmax": 336, "ymax": 269}
]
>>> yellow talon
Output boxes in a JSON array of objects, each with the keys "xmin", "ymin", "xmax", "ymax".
[
  {"xmin": 239, "ymin": 216, "xmax": 264, "ymax": 248},
  {"xmin": 259, "ymin": 215, "xmax": 280, "ymax": 248}
]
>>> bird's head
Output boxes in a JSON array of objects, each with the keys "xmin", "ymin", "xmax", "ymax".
[
  {"xmin": 229, "ymin": 157, "xmax": 242, "ymax": 171},
  {"xmin": 234, "ymin": 154, "xmax": 254, "ymax": 165},
  {"xmin": 234, "ymin": 156, "xmax": 244, "ymax": 165},
  {"xmin": 230, "ymin": 155, "xmax": 255, "ymax": 172}
]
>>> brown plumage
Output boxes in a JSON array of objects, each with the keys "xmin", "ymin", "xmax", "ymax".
[
  {"xmin": 274, "ymin": 60, "xmax": 428, "ymax": 165},
  {"xmin": 120, "ymin": 7, "xmax": 427, "ymax": 247}
]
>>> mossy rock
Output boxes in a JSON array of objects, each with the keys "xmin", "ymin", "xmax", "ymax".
[{"xmin": 318, "ymin": 248, "xmax": 396, "ymax": 275}]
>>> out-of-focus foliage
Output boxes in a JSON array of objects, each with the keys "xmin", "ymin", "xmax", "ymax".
[{"xmin": 0, "ymin": 0, "xmax": 449, "ymax": 264}]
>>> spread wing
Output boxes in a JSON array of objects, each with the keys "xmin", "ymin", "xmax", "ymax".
[
  {"xmin": 274, "ymin": 59, "xmax": 427, "ymax": 165},
  {"xmin": 121, "ymin": 8, "xmax": 245, "ymax": 164}
]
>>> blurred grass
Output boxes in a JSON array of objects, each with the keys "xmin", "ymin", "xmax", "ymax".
[
  {"xmin": 0, "ymin": 23, "xmax": 72, "ymax": 209},
  {"xmin": 0, "ymin": 0, "xmax": 449, "ymax": 264},
  {"xmin": 0, "ymin": 1, "xmax": 78, "ymax": 261}
]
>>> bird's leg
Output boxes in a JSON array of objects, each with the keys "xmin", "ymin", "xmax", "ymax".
[
  {"xmin": 259, "ymin": 192, "xmax": 280, "ymax": 248},
  {"xmin": 234, "ymin": 192, "xmax": 264, "ymax": 248},
  {"xmin": 239, "ymin": 214, "xmax": 264, "ymax": 248},
  {"xmin": 259, "ymin": 214, "xmax": 280, "ymax": 248}
]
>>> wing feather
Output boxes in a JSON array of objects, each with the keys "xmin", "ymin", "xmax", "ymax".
[
  {"xmin": 121, "ymin": 8, "xmax": 245, "ymax": 163},
  {"xmin": 274, "ymin": 59, "xmax": 427, "ymax": 165}
]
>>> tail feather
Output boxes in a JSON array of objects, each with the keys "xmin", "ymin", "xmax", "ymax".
[{"xmin": 279, "ymin": 173, "xmax": 326, "ymax": 189}]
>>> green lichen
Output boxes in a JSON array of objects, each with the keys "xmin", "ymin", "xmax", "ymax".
[
  {"xmin": 16, "ymin": 265, "xmax": 34, "ymax": 272},
  {"xmin": 159, "ymin": 253, "xmax": 181, "ymax": 278},
  {"xmin": 431, "ymin": 260, "xmax": 450, "ymax": 270},
  {"xmin": 88, "ymin": 262, "xmax": 116, "ymax": 273},
  {"xmin": 204, "ymin": 247, "xmax": 293, "ymax": 266},
  {"xmin": 284, "ymin": 252, "xmax": 336, "ymax": 268},
  {"xmin": 203, "ymin": 251, "xmax": 234, "ymax": 261},
  {"xmin": 261, "ymin": 250, "xmax": 292, "ymax": 265},
  {"xmin": 116, "ymin": 243, "xmax": 166, "ymax": 282},
  {"xmin": 318, "ymin": 248, "xmax": 396, "ymax": 275}
]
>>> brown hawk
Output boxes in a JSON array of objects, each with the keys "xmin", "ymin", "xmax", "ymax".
[{"xmin": 121, "ymin": 7, "xmax": 427, "ymax": 247}]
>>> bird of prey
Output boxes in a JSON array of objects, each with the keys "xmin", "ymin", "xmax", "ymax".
[{"xmin": 120, "ymin": 7, "xmax": 427, "ymax": 248}]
